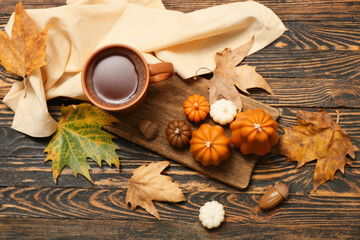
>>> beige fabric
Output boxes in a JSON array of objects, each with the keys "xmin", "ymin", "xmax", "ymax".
[{"xmin": 2, "ymin": 0, "xmax": 286, "ymax": 137}]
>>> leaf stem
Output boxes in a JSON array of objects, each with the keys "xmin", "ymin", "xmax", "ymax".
[
  {"xmin": 23, "ymin": 75, "xmax": 27, "ymax": 98},
  {"xmin": 336, "ymin": 110, "xmax": 340, "ymax": 124},
  {"xmin": 117, "ymin": 175, "xmax": 129, "ymax": 182}
]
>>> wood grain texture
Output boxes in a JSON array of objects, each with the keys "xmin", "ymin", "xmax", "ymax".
[
  {"xmin": 0, "ymin": 0, "xmax": 360, "ymax": 238},
  {"xmin": 1, "ymin": 49, "xmax": 357, "ymax": 80},
  {"xmin": 2, "ymin": 107, "xmax": 359, "ymax": 158},
  {"xmin": 1, "ymin": 186, "xmax": 360, "ymax": 228},
  {"xmin": 162, "ymin": 0, "xmax": 360, "ymax": 21},
  {"xmin": 1, "ymin": 155, "xmax": 360, "ymax": 197},
  {"xmin": 243, "ymin": 49, "xmax": 360, "ymax": 80},
  {"xmin": 1, "ymin": 0, "xmax": 359, "ymax": 22},
  {"xmin": 1, "ymin": 217, "xmax": 359, "ymax": 240},
  {"xmin": 0, "ymin": 108, "xmax": 358, "ymax": 196},
  {"xmin": 276, "ymin": 22, "xmax": 360, "ymax": 51},
  {"xmin": 1, "ymin": 77, "xmax": 360, "ymax": 108},
  {"xmin": 252, "ymin": 78, "xmax": 360, "ymax": 108},
  {"xmin": 0, "ymin": 0, "xmax": 66, "ymax": 14},
  {"xmin": 2, "ymin": 12, "xmax": 360, "ymax": 52}
]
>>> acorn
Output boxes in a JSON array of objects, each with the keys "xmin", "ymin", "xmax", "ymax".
[
  {"xmin": 138, "ymin": 120, "xmax": 159, "ymax": 139},
  {"xmin": 259, "ymin": 182, "xmax": 289, "ymax": 210}
]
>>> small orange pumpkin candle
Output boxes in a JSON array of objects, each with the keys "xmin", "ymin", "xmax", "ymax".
[
  {"xmin": 183, "ymin": 94, "xmax": 209, "ymax": 122},
  {"xmin": 230, "ymin": 108, "xmax": 279, "ymax": 156}
]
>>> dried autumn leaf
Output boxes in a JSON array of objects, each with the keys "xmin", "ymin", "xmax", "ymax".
[
  {"xmin": 278, "ymin": 109, "xmax": 359, "ymax": 191},
  {"xmin": 207, "ymin": 37, "xmax": 274, "ymax": 110},
  {"xmin": 0, "ymin": 0, "xmax": 51, "ymax": 78},
  {"xmin": 44, "ymin": 103, "xmax": 120, "ymax": 183},
  {"xmin": 126, "ymin": 161, "xmax": 186, "ymax": 220}
]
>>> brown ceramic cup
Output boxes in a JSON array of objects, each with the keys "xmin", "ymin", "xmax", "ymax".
[{"xmin": 81, "ymin": 44, "xmax": 174, "ymax": 112}]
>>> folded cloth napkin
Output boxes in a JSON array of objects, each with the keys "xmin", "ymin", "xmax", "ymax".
[{"xmin": 3, "ymin": 0, "xmax": 286, "ymax": 137}]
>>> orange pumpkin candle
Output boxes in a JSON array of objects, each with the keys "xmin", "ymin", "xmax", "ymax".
[
  {"xmin": 230, "ymin": 109, "xmax": 279, "ymax": 156},
  {"xmin": 183, "ymin": 94, "xmax": 209, "ymax": 122},
  {"xmin": 190, "ymin": 123, "xmax": 231, "ymax": 166}
]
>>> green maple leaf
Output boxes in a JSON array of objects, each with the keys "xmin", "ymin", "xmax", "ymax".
[{"xmin": 44, "ymin": 103, "xmax": 120, "ymax": 183}]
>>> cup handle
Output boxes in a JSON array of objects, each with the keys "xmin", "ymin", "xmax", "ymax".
[{"xmin": 148, "ymin": 62, "xmax": 174, "ymax": 83}]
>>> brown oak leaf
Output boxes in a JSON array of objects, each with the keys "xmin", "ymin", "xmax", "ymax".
[
  {"xmin": 0, "ymin": 0, "xmax": 51, "ymax": 78},
  {"xmin": 207, "ymin": 37, "xmax": 274, "ymax": 110},
  {"xmin": 126, "ymin": 161, "xmax": 186, "ymax": 220},
  {"xmin": 278, "ymin": 109, "xmax": 358, "ymax": 191}
]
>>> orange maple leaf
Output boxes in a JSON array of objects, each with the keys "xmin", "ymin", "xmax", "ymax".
[
  {"xmin": 0, "ymin": 0, "xmax": 51, "ymax": 78},
  {"xmin": 278, "ymin": 109, "xmax": 358, "ymax": 191}
]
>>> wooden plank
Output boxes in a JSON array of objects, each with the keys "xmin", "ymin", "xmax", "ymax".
[
  {"xmin": 0, "ymin": 109, "xmax": 359, "ymax": 195},
  {"xmin": 0, "ymin": 0, "xmax": 359, "ymax": 22},
  {"xmin": 2, "ymin": 107, "xmax": 358, "ymax": 156},
  {"xmin": 254, "ymin": 78, "xmax": 360, "ymax": 108},
  {"xmin": 274, "ymin": 22, "xmax": 360, "ymax": 51},
  {"xmin": 1, "ymin": 217, "xmax": 359, "ymax": 240},
  {"xmin": 1, "ymin": 51, "xmax": 359, "ymax": 100},
  {"xmin": 0, "ymin": 218, "xmax": 206, "ymax": 240},
  {"xmin": 163, "ymin": 0, "xmax": 360, "ymax": 22},
  {"xmin": 0, "ymin": 107, "xmax": 358, "ymax": 195},
  {"xmin": 1, "ymin": 154, "xmax": 360, "ymax": 196},
  {"xmin": 1, "ymin": 18, "xmax": 360, "ymax": 52},
  {"xmin": 0, "ymin": 0, "xmax": 66, "ymax": 14},
  {"xmin": 242, "ymin": 49, "xmax": 360, "ymax": 80},
  {"xmin": 1, "ymin": 77, "xmax": 360, "ymax": 108},
  {"xmin": 0, "ymin": 0, "xmax": 359, "ymax": 239},
  {"xmin": 1, "ymin": 186, "xmax": 360, "ymax": 225}
]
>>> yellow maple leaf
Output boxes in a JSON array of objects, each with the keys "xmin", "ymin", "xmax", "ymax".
[
  {"xmin": 0, "ymin": 0, "xmax": 51, "ymax": 78},
  {"xmin": 126, "ymin": 161, "xmax": 186, "ymax": 220}
]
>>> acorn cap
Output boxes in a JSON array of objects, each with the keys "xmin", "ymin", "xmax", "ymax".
[{"xmin": 273, "ymin": 182, "xmax": 289, "ymax": 199}]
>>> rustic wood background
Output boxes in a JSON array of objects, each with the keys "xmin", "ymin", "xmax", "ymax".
[{"xmin": 0, "ymin": 0, "xmax": 360, "ymax": 239}]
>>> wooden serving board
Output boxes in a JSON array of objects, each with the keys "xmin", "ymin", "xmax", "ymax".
[{"xmin": 104, "ymin": 75, "xmax": 280, "ymax": 189}]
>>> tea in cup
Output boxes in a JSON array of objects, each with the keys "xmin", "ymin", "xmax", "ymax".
[{"xmin": 81, "ymin": 44, "xmax": 174, "ymax": 112}]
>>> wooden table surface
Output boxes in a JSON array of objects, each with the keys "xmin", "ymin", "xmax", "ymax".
[{"xmin": 1, "ymin": 0, "xmax": 360, "ymax": 239}]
